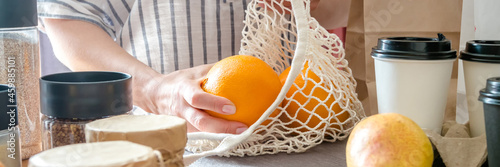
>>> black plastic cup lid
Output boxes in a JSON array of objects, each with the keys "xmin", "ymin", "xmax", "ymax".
[
  {"xmin": 460, "ymin": 40, "xmax": 500, "ymax": 63},
  {"xmin": 0, "ymin": 84, "xmax": 18, "ymax": 131},
  {"xmin": 479, "ymin": 77, "xmax": 500, "ymax": 105},
  {"xmin": 372, "ymin": 33, "xmax": 457, "ymax": 60},
  {"xmin": 0, "ymin": 0, "xmax": 37, "ymax": 28},
  {"xmin": 40, "ymin": 72, "xmax": 133, "ymax": 119}
]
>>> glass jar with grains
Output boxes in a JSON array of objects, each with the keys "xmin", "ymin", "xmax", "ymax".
[
  {"xmin": 0, "ymin": 85, "xmax": 21, "ymax": 167},
  {"xmin": 40, "ymin": 72, "xmax": 133, "ymax": 150},
  {"xmin": 0, "ymin": 0, "xmax": 42, "ymax": 158}
]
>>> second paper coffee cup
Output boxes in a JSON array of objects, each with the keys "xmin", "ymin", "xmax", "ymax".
[
  {"xmin": 372, "ymin": 34, "xmax": 457, "ymax": 134},
  {"xmin": 460, "ymin": 40, "xmax": 500, "ymax": 137}
]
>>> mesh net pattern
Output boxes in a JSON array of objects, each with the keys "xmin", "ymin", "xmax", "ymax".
[{"xmin": 185, "ymin": 0, "xmax": 365, "ymax": 157}]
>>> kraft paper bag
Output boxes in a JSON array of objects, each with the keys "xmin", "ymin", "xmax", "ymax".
[
  {"xmin": 345, "ymin": 0, "xmax": 463, "ymax": 122},
  {"xmin": 474, "ymin": 0, "xmax": 500, "ymax": 40},
  {"xmin": 456, "ymin": 0, "xmax": 475, "ymax": 125}
]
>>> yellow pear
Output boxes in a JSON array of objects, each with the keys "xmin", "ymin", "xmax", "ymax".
[{"xmin": 346, "ymin": 113, "xmax": 433, "ymax": 167}]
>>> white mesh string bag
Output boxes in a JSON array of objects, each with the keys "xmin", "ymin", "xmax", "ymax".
[{"xmin": 184, "ymin": 0, "xmax": 365, "ymax": 164}]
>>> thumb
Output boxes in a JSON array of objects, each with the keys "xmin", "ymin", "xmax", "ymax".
[{"xmin": 183, "ymin": 83, "xmax": 236, "ymax": 115}]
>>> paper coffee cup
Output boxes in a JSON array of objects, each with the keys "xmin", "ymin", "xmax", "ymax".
[
  {"xmin": 460, "ymin": 40, "xmax": 500, "ymax": 137},
  {"xmin": 372, "ymin": 35, "xmax": 457, "ymax": 134}
]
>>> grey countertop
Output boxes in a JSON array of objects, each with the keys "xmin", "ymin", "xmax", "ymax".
[{"xmin": 189, "ymin": 140, "xmax": 348, "ymax": 167}]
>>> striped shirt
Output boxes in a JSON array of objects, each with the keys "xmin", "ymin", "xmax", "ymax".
[{"xmin": 38, "ymin": 0, "xmax": 342, "ymax": 74}]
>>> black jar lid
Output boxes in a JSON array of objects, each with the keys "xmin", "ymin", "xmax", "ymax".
[
  {"xmin": 460, "ymin": 40, "xmax": 500, "ymax": 63},
  {"xmin": 0, "ymin": 0, "xmax": 37, "ymax": 28},
  {"xmin": 479, "ymin": 77, "xmax": 500, "ymax": 105},
  {"xmin": 0, "ymin": 84, "xmax": 18, "ymax": 131},
  {"xmin": 40, "ymin": 72, "xmax": 133, "ymax": 119},
  {"xmin": 372, "ymin": 33, "xmax": 457, "ymax": 60}
]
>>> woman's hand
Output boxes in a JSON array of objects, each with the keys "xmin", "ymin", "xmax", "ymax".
[
  {"xmin": 143, "ymin": 64, "xmax": 248, "ymax": 134},
  {"xmin": 42, "ymin": 19, "xmax": 247, "ymax": 134}
]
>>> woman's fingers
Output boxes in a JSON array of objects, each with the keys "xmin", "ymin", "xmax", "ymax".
[
  {"xmin": 154, "ymin": 64, "xmax": 247, "ymax": 134},
  {"xmin": 182, "ymin": 82, "xmax": 236, "ymax": 115},
  {"xmin": 183, "ymin": 107, "xmax": 248, "ymax": 134}
]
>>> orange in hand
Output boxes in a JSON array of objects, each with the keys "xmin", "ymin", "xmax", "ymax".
[{"xmin": 201, "ymin": 55, "xmax": 282, "ymax": 127}]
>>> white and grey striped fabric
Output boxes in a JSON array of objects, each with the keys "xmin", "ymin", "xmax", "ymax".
[{"xmin": 38, "ymin": 0, "xmax": 250, "ymax": 74}]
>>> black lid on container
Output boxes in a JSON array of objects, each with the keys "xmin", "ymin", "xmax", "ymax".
[
  {"xmin": 0, "ymin": 85, "xmax": 18, "ymax": 131},
  {"xmin": 40, "ymin": 72, "xmax": 133, "ymax": 119},
  {"xmin": 0, "ymin": 0, "xmax": 38, "ymax": 28},
  {"xmin": 479, "ymin": 77, "xmax": 500, "ymax": 105},
  {"xmin": 371, "ymin": 33, "xmax": 457, "ymax": 60},
  {"xmin": 460, "ymin": 40, "xmax": 500, "ymax": 63}
]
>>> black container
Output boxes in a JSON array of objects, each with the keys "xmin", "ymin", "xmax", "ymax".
[
  {"xmin": 479, "ymin": 77, "xmax": 500, "ymax": 167},
  {"xmin": 40, "ymin": 71, "xmax": 133, "ymax": 150}
]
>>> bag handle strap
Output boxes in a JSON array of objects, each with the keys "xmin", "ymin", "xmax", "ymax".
[
  {"xmin": 183, "ymin": 0, "xmax": 310, "ymax": 165},
  {"xmin": 153, "ymin": 150, "xmax": 165, "ymax": 167}
]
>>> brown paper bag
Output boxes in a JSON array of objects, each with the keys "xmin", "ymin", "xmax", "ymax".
[{"xmin": 345, "ymin": 0, "xmax": 463, "ymax": 123}]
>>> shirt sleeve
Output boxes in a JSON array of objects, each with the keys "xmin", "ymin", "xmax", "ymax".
[{"xmin": 37, "ymin": 0, "xmax": 128, "ymax": 40}]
